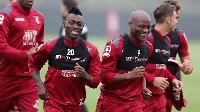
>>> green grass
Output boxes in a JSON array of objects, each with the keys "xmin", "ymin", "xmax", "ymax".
[{"xmin": 38, "ymin": 35, "xmax": 200, "ymax": 112}]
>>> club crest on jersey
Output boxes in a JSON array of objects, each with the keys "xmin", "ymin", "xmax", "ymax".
[
  {"xmin": 34, "ymin": 16, "xmax": 40, "ymax": 24},
  {"xmin": 87, "ymin": 47, "xmax": 92, "ymax": 53},
  {"xmin": 103, "ymin": 45, "xmax": 111, "ymax": 57},
  {"xmin": 0, "ymin": 15, "xmax": 4, "ymax": 25}
]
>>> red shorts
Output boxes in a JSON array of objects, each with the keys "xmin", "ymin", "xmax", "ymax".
[
  {"xmin": 166, "ymin": 98, "xmax": 172, "ymax": 112},
  {"xmin": 96, "ymin": 95, "xmax": 145, "ymax": 112},
  {"xmin": 143, "ymin": 94, "xmax": 167, "ymax": 112},
  {"xmin": 0, "ymin": 75, "xmax": 39, "ymax": 112},
  {"xmin": 44, "ymin": 99, "xmax": 82, "ymax": 112}
]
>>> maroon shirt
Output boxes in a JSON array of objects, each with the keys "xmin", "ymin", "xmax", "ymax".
[
  {"xmin": 146, "ymin": 29, "xmax": 176, "ymax": 95},
  {"xmin": 168, "ymin": 29, "xmax": 189, "ymax": 59},
  {"xmin": 29, "ymin": 37, "xmax": 101, "ymax": 106},
  {"xmin": 101, "ymin": 35, "xmax": 153, "ymax": 101},
  {"xmin": 0, "ymin": 2, "xmax": 44, "ymax": 76}
]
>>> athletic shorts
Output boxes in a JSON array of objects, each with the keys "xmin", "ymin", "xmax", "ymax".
[
  {"xmin": 96, "ymin": 95, "xmax": 144, "ymax": 112},
  {"xmin": 0, "ymin": 75, "xmax": 39, "ymax": 112},
  {"xmin": 143, "ymin": 94, "xmax": 167, "ymax": 112},
  {"xmin": 44, "ymin": 99, "xmax": 82, "ymax": 112}
]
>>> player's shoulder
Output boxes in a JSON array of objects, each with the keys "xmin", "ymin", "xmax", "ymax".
[
  {"xmin": 46, "ymin": 38, "xmax": 58, "ymax": 46},
  {"xmin": 146, "ymin": 32, "xmax": 154, "ymax": 44},
  {"xmin": 145, "ymin": 40, "xmax": 153, "ymax": 47},
  {"xmin": 30, "ymin": 9, "xmax": 44, "ymax": 18},
  {"xmin": 84, "ymin": 40, "xmax": 99, "ymax": 55},
  {"xmin": 174, "ymin": 27, "xmax": 184, "ymax": 36},
  {"xmin": 0, "ymin": 6, "xmax": 13, "ymax": 17},
  {"xmin": 108, "ymin": 34, "xmax": 123, "ymax": 49},
  {"xmin": 84, "ymin": 40, "xmax": 96, "ymax": 50}
]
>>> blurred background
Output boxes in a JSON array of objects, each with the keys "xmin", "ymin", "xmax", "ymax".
[
  {"xmin": 1, "ymin": 0, "xmax": 200, "ymax": 112},
  {"xmin": 1, "ymin": 0, "xmax": 200, "ymax": 38}
]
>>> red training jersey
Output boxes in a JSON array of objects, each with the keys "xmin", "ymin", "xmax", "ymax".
[
  {"xmin": 101, "ymin": 35, "xmax": 153, "ymax": 101},
  {"xmin": 0, "ymin": 2, "xmax": 44, "ymax": 76},
  {"xmin": 146, "ymin": 29, "xmax": 176, "ymax": 95},
  {"xmin": 29, "ymin": 37, "xmax": 101, "ymax": 106},
  {"xmin": 168, "ymin": 28, "xmax": 189, "ymax": 59}
]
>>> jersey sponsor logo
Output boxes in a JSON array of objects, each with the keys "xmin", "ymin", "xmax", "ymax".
[
  {"xmin": 23, "ymin": 30, "xmax": 37, "ymax": 45},
  {"xmin": 61, "ymin": 70, "xmax": 78, "ymax": 77},
  {"xmin": 33, "ymin": 100, "xmax": 39, "ymax": 109},
  {"xmin": 34, "ymin": 16, "xmax": 40, "ymax": 24},
  {"xmin": 154, "ymin": 49, "xmax": 170, "ymax": 56},
  {"xmin": 170, "ymin": 44, "xmax": 179, "ymax": 49},
  {"xmin": 0, "ymin": 15, "xmax": 4, "ymax": 25},
  {"xmin": 55, "ymin": 55, "xmax": 87, "ymax": 62},
  {"xmin": 155, "ymin": 64, "xmax": 166, "ymax": 70},
  {"xmin": 102, "ymin": 45, "xmax": 111, "ymax": 57},
  {"xmin": 15, "ymin": 18, "xmax": 25, "ymax": 21},
  {"xmin": 126, "ymin": 56, "xmax": 148, "ymax": 62}
]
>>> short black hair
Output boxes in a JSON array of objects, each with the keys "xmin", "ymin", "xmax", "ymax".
[{"xmin": 68, "ymin": 6, "xmax": 82, "ymax": 16}]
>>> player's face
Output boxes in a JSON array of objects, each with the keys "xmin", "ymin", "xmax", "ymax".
[
  {"xmin": 17, "ymin": 0, "xmax": 34, "ymax": 9},
  {"xmin": 64, "ymin": 14, "xmax": 84, "ymax": 40},
  {"xmin": 169, "ymin": 11, "xmax": 178, "ymax": 32},
  {"xmin": 129, "ymin": 17, "xmax": 151, "ymax": 42}
]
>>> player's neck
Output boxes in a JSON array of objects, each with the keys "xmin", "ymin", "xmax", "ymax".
[
  {"xmin": 65, "ymin": 36, "xmax": 80, "ymax": 42},
  {"xmin": 155, "ymin": 24, "xmax": 169, "ymax": 36}
]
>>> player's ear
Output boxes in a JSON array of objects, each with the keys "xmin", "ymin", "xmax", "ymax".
[
  {"xmin": 166, "ymin": 17, "xmax": 171, "ymax": 24},
  {"xmin": 63, "ymin": 21, "xmax": 66, "ymax": 28}
]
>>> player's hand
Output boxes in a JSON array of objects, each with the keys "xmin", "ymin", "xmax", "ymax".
[
  {"xmin": 128, "ymin": 66, "xmax": 145, "ymax": 79},
  {"xmin": 74, "ymin": 63, "xmax": 92, "ymax": 84},
  {"xmin": 181, "ymin": 59, "xmax": 193, "ymax": 74},
  {"xmin": 38, "ymin": 83, "xmax": 50, "ymax": 100},
  {"xmin": 143, "ymin": 88, "xmax": 152, "ymax": 100},
  {"xmin": 26, "ymin": 43, "xmax": 38, "ymax": 59},
  {"xmin": 74, "ymin": 63, "xmax": 88, "ymax": 78},
  {"xmin": 172, "ymin": 79, "xmax": 183, "ymax": 92},
  {"xmin": 153, "ymin": 77, "xmax": 169, "ymax": 90}
]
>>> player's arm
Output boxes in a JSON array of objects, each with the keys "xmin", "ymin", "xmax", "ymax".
[
  {"xmin": 145, "ymin": 42, "xmax": 169, "ymax": 90},
  {"xmin": 114, "ymin": 66, "xmax": 145, "ymax": 83},
  {"xmin": 29, "ymin": 42, "xmax": 50, "ymax": 100},
  {"xmin": 166, "ymin": 70, "xmax": 183, "ymax": 92},
  {"xmin": 180, "ymin": 56, "xmax": 193, "ymax": 74},
  {"xmin": 0, "ymin": 13, "xmax": 37, "ymax": 61},
  {"xmin": 101, "ymin": 41, "xmax": 144, "ymax": 85},
  {"xmin": 178, "ymin": 31, "xmax": 193, "ymax": 74},
  {"xmin": 74, "ymin": 45, "xmax": 102, "ymax": 88}
]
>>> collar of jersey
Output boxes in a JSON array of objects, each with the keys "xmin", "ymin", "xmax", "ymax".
[{"xmin": 13, "ymin": 2, "xmax": 30, "ymax": 16}]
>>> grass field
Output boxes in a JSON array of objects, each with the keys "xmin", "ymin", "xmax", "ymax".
[{"xmin": 38, "ymin": 35, "xmax": 200, "ymax": 112}]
